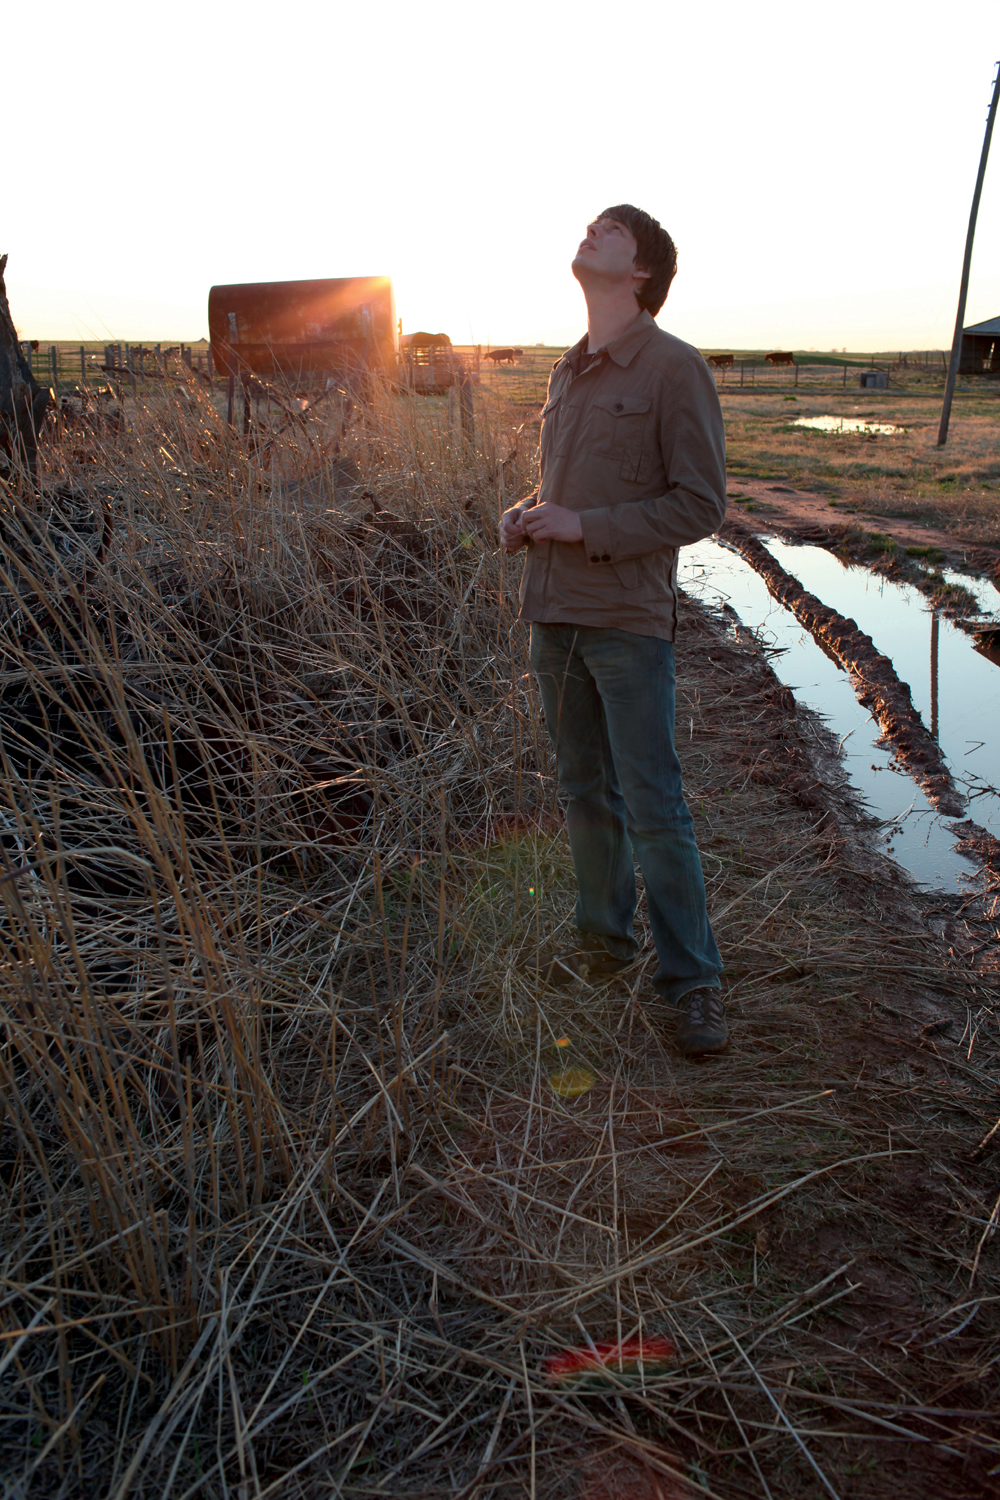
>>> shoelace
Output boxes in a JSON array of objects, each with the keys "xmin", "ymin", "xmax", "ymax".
[{"xmin": 685, "ymin": 991, "xmax": 722, "ymax": 1022}]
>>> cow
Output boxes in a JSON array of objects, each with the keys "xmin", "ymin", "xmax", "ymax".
[
  {"xmin": 765, "ymin": 351, "xmax": 796, "ymax": 366},
  {"xmin": 708, "ymin": 354, "xmax": 734, "ymax": 368},
  {"xmin": 484, "ymin": 347, "xmax": 523, "ymax": 365}
]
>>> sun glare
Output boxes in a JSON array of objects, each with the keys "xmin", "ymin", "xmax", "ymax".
[{"xmin": 5, "ymin": 1, "xmax": 1000, "ymax": 348}]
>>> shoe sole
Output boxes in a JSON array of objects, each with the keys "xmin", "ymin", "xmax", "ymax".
[{"xmin": 677, "ymin": 1033, "xmax": 729, "ymax": 1056}]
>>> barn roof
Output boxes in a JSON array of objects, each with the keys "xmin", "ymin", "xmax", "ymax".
[{"xmin": 963, "ymin": 315, "xmax": 1000, "ymax": 336}]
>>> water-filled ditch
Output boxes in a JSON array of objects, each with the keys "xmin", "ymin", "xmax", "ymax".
[{"xmin": 680, "ymin": 536, "xmax": 989, "ymax": 892}]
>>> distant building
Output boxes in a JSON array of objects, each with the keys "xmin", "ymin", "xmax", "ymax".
[{"xmin": 960, "ymin": 315, "xmax": 1000, "ymax": 376}]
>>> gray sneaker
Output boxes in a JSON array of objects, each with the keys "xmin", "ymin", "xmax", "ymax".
[{"xmin": 676, "ymin": 988, "xmax": 728, "ymax": 1055}]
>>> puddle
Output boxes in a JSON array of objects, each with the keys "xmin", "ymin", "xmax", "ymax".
[
  {"xmin": 792, "ymin": 415, "xmax": 904, "ymax": 435},
  {"xmin": 938, "ymin": 567, "xmax": 1000, "ymax": 620},
  {"xmin": 759, "ymin": 536, "xmax": 1000, "ymax": 837},
  {"xmin": 680, "ymin": 538, "xmax": 978, "ymax": 893}
]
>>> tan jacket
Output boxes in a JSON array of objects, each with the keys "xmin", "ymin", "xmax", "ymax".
[{"xmin": 516, "ymin": 310, "xmax": 726, "ymax": 640}]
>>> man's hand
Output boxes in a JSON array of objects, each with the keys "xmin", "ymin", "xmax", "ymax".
[
  {"xmin": 521, "ymin": 502, "xmax": 584, "ymax": 545},
  {"xmin": 499, "ymin": 503, "xmax": 530, "ymax": 552}
]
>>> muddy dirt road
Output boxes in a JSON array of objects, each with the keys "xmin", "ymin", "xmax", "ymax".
[{"xmin": 628, "ymin": 582, "xmax": 1000, "ymax": 1496}]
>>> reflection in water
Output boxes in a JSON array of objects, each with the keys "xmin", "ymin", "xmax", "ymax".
[
  {"xmin": 680, "ymin": 538, "xmax": 978, "ymax": 892},
  {"xmin": 939, "ymin": 567, "xmax": 1000, "ymax": 619},
  {"xmin": 792, "ymin": 415, "xmax": 905, "ymax": 435},
  {"xmin": 760, "ymin": 536, "xmax": 1000, "ymax": 839},
  {"xmin": 931, "ymin": 612, "xmax": 939, "ymax": 742},
  {"xmin": 974, "ymin": 629, "xmax": 1000, "ymax": 669}
]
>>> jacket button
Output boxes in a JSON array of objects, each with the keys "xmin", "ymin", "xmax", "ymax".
[
  {"xmin": 590, "ymin": 554, "xmax": 599, "ymax": 563},
  {"xmin": 614, "ymin": 402, "xmax": 623, "ymax": 412},
  {"xmin": 601, "ymin": 552, "xmax": 611, "ymax": 561}
]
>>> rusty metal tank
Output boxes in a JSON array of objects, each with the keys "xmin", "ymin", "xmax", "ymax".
[{"xmin": 208, "ymin": 276, "xmax": 397, "ymax": 380}]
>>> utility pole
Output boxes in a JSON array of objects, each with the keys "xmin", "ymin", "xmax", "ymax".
[{"xmin": 938, "ymin": 63, "xmax": 1000, "ymax": 446}]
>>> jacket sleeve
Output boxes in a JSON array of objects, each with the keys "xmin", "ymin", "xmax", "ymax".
[{"xmin": 577, "ymin": 355, "xmax": 727, "ymax": 563}]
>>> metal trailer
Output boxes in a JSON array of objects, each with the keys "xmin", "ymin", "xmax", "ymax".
[
  {"xmin": 398, "ymin": 331, "xmax": 467, "ymax": 394},
  {"xmin": 207, "ymin": 276, "xmax": 398, "ymax": 383}
]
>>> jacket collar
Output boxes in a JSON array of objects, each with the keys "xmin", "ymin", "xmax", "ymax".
[
  {"xmin": 605, "ymin": 309, "xmax": 659, "ymax": 367},
  {"xmin": 560, "ymin": 309, "xmax": 659, "ymax": 373}
]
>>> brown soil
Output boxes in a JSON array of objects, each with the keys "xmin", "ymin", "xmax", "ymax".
[
  {"xmin": 425, "ymin": 595, "xmax": 1000, "ymax": 1498},
  {"xmin": 725, "ymin": 474, "xmax": 1000, "ymax": 587}
]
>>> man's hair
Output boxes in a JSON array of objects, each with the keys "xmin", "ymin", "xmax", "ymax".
[{"xmin": 599, "ymin": 204, "xmax": 677, "ymax": 316}]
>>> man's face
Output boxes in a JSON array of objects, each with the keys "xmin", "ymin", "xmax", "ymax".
[{"xmin": 571, "ymin": 216, "xmax": 647, "ymax": 291}]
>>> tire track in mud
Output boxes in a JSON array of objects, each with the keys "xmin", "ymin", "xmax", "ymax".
[{"xmin": 719, "ymin": 517, "xmax": 968, "ymax": 822}]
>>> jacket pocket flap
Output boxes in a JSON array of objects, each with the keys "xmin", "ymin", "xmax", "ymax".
[
  {"xmin": 593, "ymin": 395, "xmax": 651, "ymax": 417},
  {"xmin": 540, "ymin": 396, "xmax": 562, "ymax": 415}
]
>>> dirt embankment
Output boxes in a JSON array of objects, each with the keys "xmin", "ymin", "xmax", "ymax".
[{"xmin": 726, "ymin": 476, "xmax": 1000, "ymax": 618}]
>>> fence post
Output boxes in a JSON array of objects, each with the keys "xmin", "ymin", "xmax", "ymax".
[
  {"xmin": 80, "ymin": 346, "xmax": 86, "ymax": 387},
  {"xmin": 843, "ymin": 362, "xmax": 847, "ymax": 388},
  {"xmin": 740, "ymin": 361, "xmax": 744, "ymax": 387},
  {"xmin": 227, "ymin": 369, "xmax": 235, "ymax": 427},
  {"xmin": 794, "ymin": 360, "xmax": 799, "ymax": 388},
  {"xmin": 459, "ymin": 371, "xmax": 475, "ymax": 447}
]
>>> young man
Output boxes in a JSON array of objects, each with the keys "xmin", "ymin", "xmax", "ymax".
[{"xmin": 499, "ymin": 205, "xmax": 727, "ymax": 1055}]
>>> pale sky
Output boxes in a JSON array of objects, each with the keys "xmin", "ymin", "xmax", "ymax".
[{"xmin": 6, "ymin": 1, "xmax": 1000, "ymax": 351}]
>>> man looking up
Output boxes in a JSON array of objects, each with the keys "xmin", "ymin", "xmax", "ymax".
[{"xmin": 499, "ymin": 206, "xmax": 728, "ymax": 1055}]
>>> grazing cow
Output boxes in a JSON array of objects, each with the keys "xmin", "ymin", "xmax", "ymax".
[
  {"xmin": 708, "ymin": 354, "xmax": 734, "ymax": 369},
  {"xmin": 765, "ymin": 351, "xmax": 796, "ymax": 366},
  {"xmin": 484, "ymin": 347, "xmax": 523, "ymax": 365}
]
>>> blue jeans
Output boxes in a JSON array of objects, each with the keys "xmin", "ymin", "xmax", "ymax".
[{"xmin": 529, "ymin": 623, "xmax": 721, "ymax": 1006}]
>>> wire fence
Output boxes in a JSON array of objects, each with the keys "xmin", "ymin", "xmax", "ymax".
[
  {"xmin": 18, "ymin": 340, "xmax": 963, "ymax": 402},
  {"xmin": 19, "ymin": 340, "xmax": 211, "ymax": 393},
  {"xmin": 705, "ymin": 351, "xmax": 952, "ymax": 392}
]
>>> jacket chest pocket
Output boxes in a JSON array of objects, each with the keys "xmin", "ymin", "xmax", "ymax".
[
  {"xmin": 540, "ymin": 394, "xmax": 578, "ymax": 459},
  {"xmin": 590, "ymin": 395, "xmax": 653, "ymax": 482}
]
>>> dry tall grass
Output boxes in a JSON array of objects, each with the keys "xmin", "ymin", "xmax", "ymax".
[
  {"xmin": 721, "ymin": 389, "xmax": 1000, "ymax": 544},
  {"xmin": 0, "ymin": 371, "xmax": 997, "ymax": 1498}
]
